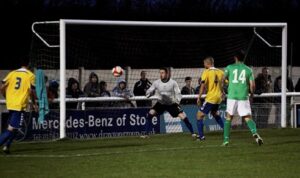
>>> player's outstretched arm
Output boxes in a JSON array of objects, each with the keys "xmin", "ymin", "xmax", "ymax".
[
  {"xmin": 173, "ymin": 81, "xmax": 182, "ymax": 103},
  {"xmin": 146, "ymin": 81, "xmax": 156, "ymax": 98}
]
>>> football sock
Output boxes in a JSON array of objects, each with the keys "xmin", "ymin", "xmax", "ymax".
[
  {"xmin": 4, "ymin": 130, "xmax": 17, "ymax": 148},
  {"xmin": 224, "ymin": 120, "xmax": 231, "ymax": 142},
  {"xmin": 183, "ymin": 117, "xmax": 194, "ymax": 134},
  {"xmin": 246, "ymin": 119, "xmax": 257, "ymax": 135},
  {"xmin": 214, "ymin": 115, "xmax": 224, "ymax": 129},
  {"xmin": 0, "ymin": 130, "xmax": 13, "ymax": 146},
  {"xmin": 197, "ymin": 119, "xmax": 204, "ymax": 138},
  {"xmin": 145, "ymin": 114, "xmax": 154, "ymax": 135}
]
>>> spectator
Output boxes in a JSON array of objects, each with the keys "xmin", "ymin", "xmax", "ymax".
[
  {"xmin": 253, "ymin": 67, "xmax": 272, "ymax": 128},
  {"xmin": 113, "ymin": 79, "xmax": 134, "ymax": 107},
  {"xmin": 99, "ymin": 81, "xmax": 111, "ymax": 107},
  {"xmin": 100, "ymin": 81, "xmax": 111, "ymax": 97},
  {"xmin": 195, "ymin": 78, "xmax": 201, "ymax": 94},
  {"xmin": 274, "ymin": 74, "xmax": 295, "ymax": 94},
  {"xmin": 67, "ymin": 78, "xmax": 84, "ymax": 98},
  {"xmin": 48, "ymin": 80, "xmax": 59, "ymax": 99},
  {"xmin": 181, "ymin": 76, "xmax": 196, "ymax": 104},
  {"xmin": 274, "ymin": 73, "xmax": 294, "ymax": 127},
  {"xmin": 66, "ymin": 78, "xmax": 84, "ymax": 109},
  {"xmin": 48, "ymin": 80, "xmax": 59, "ymax": 109},
  {"xmin": 295, "ymin": 78, "xmax": 300, "ymax": 92},
  {"xmin": 84, "ymin": 72, "xmax": 100, "ymax": 97},
  {"xmin": 255, "ymin": 67, "xmax": 272, "ymax": 94},
  {"xmin": 133, "ymin": 71, "xmax": 152, "ymax": 107},
  {"xmin": 84, "ymin": 72, "xmax": 101, "ymax": 108}
]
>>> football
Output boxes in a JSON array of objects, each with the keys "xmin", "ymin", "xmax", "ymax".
[{"xmin": 112, "ymin": 66, "xmax": 124, "ymax": 77}]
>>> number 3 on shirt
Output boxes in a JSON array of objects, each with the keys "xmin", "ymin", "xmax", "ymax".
[
  {"xmin": 232, "ymin": 69, "xmax": 246, "ymax": 84},
  {"xmin": 15, "ymin": 77, "xmax": 22, "ymax": 89}
]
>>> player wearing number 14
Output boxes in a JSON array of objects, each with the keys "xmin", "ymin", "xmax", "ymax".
[{"xmin": 223, "ymin": 51, "xmax": 263, "ymax": 146}]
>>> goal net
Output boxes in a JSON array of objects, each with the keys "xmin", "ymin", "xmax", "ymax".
[{"xmin": 24, "ymin": 20, "xmax": 288, "ymax": 141}]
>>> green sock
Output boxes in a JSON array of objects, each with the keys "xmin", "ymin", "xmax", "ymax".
[
  {"xmin": 246, "ymin": 119, "xmax": 257, "ymax": 135},
  {"xmin": 223, "ymin": 120, "xmax": 231, "ymax": 142}
]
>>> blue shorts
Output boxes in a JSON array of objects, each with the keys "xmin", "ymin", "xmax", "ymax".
[
  {"xmin": 8, "ymin": 110, "xmax": 25, "ymax": 129},
  {"xmin": 199, "ymin": 101, "xmax": 219, "ymax": 115}
]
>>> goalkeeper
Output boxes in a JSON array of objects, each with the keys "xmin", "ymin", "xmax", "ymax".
[{"xmin": 141, "ymin": 67, "xmax": 196, "ymax": 138}]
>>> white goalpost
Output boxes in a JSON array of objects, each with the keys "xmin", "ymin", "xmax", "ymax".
[{"xmin": 31, "ymin": 20, "xmax": 289, "ymax": 139}]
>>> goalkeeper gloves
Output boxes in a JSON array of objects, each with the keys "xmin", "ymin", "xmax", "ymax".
[{"xmin": 146, "ymin": 91, "xmax": 155, "ymax": 98}]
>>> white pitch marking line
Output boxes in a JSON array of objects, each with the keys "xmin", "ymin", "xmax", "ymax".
[{"xmin": 0, "ymin": 144, "xmax": 231, "ymax": 158}]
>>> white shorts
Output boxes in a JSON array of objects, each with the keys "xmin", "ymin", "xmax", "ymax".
[{"xmin": 226, "ymin": 99, "xmax": 252, "ymax": 117}]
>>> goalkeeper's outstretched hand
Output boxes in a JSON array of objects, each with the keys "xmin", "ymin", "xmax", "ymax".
[{"xmin": 146, "ymin": 91, "xmax": 154, "ymax": 98}]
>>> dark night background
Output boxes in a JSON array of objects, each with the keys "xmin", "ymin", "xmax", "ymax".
[{"xmin": 1, "ymin": 0, "xmax": 300, "ymax": 69}]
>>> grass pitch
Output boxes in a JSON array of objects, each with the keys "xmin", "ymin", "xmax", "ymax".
[{"xmin": 1, "ymin": 129, "xmax": 300, "ymax": 178}]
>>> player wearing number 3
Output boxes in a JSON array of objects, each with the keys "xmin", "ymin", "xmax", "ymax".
[
  {"xmin": 222, "ymin": 51, "xmax": 263, "ymax": 146},
  {"xmin": 0, "ymin": 57, "xmax": 37, "ymax": 154}
]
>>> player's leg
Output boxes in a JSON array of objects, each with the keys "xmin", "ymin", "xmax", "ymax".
[
  {"xmin": 160, "ymin": 103, "xmax": 195, "ymax": 137},
  {"xmin": 144, "ymin": 109, "xmax": 157, "ymax": 135},
  {"xmin": 0, "ymin": 111, "xmax": 22, "ymax": 153},
  {"xmin": 0, "ymin": 125, "xmax": 14, "ymax": 147},
  {"xmin": 222, "ymin": 99, "xmax": 236, "ymax": 146},
  {"xmin": 0, "ymin": 111, "xmax": 16, "ymax": 146},
  {"xmin": 242, "ymin": 115, "xmax": 263, "ymax": 145},
  {"xmin": 142, "ymin": 103, "xmax": 162, "ymax": 138},
  {"xmin": 3, "ymin": 112, "xmax": 25, "ymax": 152},
  {"xmin": 238, "ymin": 100, "xmax": 263, "ymax": 146},
  {"xmin": 238, "ymin": 100, "xmax": 263, "ymax": 145},
  {"xmin": 196, "ymin": 111, "xmax": 205, "ymax": 140},
  {"xmin": 177, "ymin": 111, "xmax": 195, "ymax": 137},
  {"xmin": 168, "ymin": 103, "xmax": 194, "ymax": 135},
  {"xmin": 223, "ymin": 113, "xmax": 233, "ymax": 146},
  {"xmin": 196, "ymin": 102, "xmax": 210, "ymax": 140},
  {"xmin": 211, "ymin": 106, "xmax": 224, "ymax": 129},
  {"xmin": 3, "ymin": 134, "xmax": 15, "ymax": 152},
  {"xmin": 2, "ymin": 128, "xmax": 18, "ymax": 154}
]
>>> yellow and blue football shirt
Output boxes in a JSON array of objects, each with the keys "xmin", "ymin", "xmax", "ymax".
[
  {"xmin": 200, "ymin": 67, "xmax": 224, "ymax": 104},
  {"xmin": 2, "ymin": 68, "xmax": 35, "ymax": 111}
]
